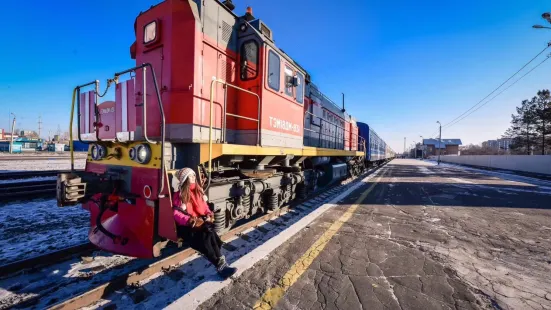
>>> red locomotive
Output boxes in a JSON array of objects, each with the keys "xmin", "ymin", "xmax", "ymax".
[{"xmin": 58, "ymin": 0, "xmax": 378, "ymax": 258}]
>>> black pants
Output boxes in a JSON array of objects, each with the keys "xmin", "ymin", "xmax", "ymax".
[{"xmin": 177, "ymin": 223, "xmax": 223, "ymax": 265}]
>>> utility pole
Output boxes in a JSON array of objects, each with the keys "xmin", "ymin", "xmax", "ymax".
[
  {"xmin": 9, "ymin": 113, "xmax": 16, "ymax": 154},
  {"xmin": 403, "ymin": 137, "xmax": 406, "ymax": 158},
  {"xmin": 56, "ymin": 124, "xmax": 61, "ymax": 141},
  {"xmin": 437, "ymin": 121, "xmax": 442, "ymax": 165},
  {"xmin": 38, "ymin": 115, "xmax": 42, "ymax": 139}
]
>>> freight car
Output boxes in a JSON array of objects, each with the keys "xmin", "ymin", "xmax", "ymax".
[{"xmin": 57, "ymin": 0, "xmax": 393, "ymax": 258}]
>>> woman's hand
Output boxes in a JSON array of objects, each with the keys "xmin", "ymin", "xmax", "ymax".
[
  {"xmin": 205, "ymin": 214, "xmax": 214, "ymax": 223},
  {"xmin": 193, "ymin": 217, "xmax": 205, "ymax": 228}
]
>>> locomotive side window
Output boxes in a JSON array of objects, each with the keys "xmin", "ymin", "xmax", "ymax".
[
  {"xmin": 296, "ymin": 72, "xmax": 304, "ymax": 103},
  {"xmin": 241, "ymin": 40, "xmax": 258, "ymax": 80},
  {"xmin": 268, "ymin": 50, "xmax": 280, "ymax": 91},
  {"xmin": 284, "ymin": 66, "xmax": 294, "ymax": 97}
]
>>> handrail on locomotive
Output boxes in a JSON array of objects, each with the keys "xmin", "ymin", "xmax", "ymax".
[
  {"xmin": 68, "ymin": 63, "xmax": 167, "ymax": 196},
  {"xmin": 304, "ymin": 110, "xmax": 367, "ymax": 153},
  {"xmin": 208, "ymin": 78, "xmax": 262, "ymax": 187}
]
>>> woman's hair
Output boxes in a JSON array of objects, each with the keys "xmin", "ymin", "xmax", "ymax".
[{"xmin": 179, "ymin": 177, "xmax": 204, "ymax": 204}]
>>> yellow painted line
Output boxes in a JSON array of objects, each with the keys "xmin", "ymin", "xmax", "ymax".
[{"xmin": 253, "ymin": 171, "xmax": 386, "ymax": 310}]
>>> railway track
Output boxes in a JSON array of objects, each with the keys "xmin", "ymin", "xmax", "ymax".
[
  {"xmin": 0, "ymin": 170, "xmax": 64, "ymax": 181},
  {"xmin": 0, "ymin": 243, "xmax": 95, "ymax": 278},
  {"xmin": 0, "ymin": 179, "xmax": 57, "ymax": 201},
  {"xmin": 0, "ymin": 155, "xmax": 87, "ymax": 161},
  {"xmin": 2, "ymin": 164, "xmax": 386, "ymax": 310}
]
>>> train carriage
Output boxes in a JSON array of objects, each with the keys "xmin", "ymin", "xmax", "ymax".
[
  {"xmin": 357, "ymin": 122, "xmax": 395, "ymax": 166},
  {"xmin": 57, "ymin": 0, "xmax": 390, "ymax": 259}
]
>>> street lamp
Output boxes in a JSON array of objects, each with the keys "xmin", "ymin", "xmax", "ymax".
[
  {"xmin": 533, "ymin": 13, "xmax": 551, "ymax": 30},
  {"xmin": 533, "ymin": 24, "xmax": 551, "ymax": 29},
  {"xmin": 9, "ymin": 113, "xmax": 16, "ymax": 154},
  {"xmin": 419, "ymin": 135, "xmax": 424, "ymax": 159},
  {"xmin": 436, "ymin": 121, "xmax": 442, "ymax": 165}
]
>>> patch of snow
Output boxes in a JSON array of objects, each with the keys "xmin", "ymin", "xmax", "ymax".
[
  {"xmin": 0, "ymin": 199, "xmax": 89, "ymax": 265},
  {"xmin": 429, "ymin": 218, "xmax": 441, "ymax": 222},
  {"xmin": 0, "ymin": 159, "xmax": 86, "ymax": 172},
  {"xmin": 417, "ymin": 166, "xmax": 432, "ymax": 175},
  {"xmin": 0, "ymin": 249, "xmax": 138, "ymax": 309},
  {"xmin": 448, "ymin": 177, "xmax": 474, "ymax": 184}
]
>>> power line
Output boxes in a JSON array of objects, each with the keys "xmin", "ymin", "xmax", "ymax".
[
  {"xmin": 444, "ymin": 54, "xmax": 551, "ymax": 130},
  {"xmin": 442, "ymin": 43, "xmax": 551, "ymax": 128},
  {"xmin": 424, "ymin": 43, "xmax": 551, "ymax": 139}
]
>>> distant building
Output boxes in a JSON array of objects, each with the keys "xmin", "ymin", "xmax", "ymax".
[
  {"xmin": 498, "ymin": 138, "xmax": 512, "ymax": 151},
  {"xmin": 422, "ymin": 139, "xmax": 463, "ymax": 156},
  {"xmin": 482, "ymin": 140, "xmax": 498, "ymax": 149},
  {"xmin": 2, "ymin": 132, "xmax": 17, "ymax": 141},
  {"xmin": 482, "ymin": 138, "xmax": 512, "ymax": 152},
  {"xmin": 0, "ymin": 138, "xmax": 43, "ymax": 153},
  {"xmin": 47, "ymin": 143, "xmax": 65, "ymax": 152}
]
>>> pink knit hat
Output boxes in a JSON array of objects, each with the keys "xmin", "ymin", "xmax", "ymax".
[{"xmin": 175, "ymin": 168, "xmax": 195, "ymax": 190}]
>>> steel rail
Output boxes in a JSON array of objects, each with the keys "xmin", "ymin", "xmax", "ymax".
[{"xmin": 0, "ymin": 170, "xmax": 70, "ymax": 181}]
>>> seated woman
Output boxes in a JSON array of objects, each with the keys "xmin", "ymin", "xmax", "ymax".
[{"xmin": 172, "ymin": 167, "xmax": 237, "ymax": 279}]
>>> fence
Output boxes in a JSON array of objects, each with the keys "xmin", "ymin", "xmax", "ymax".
[{"xmin": 434, "ymin": 155, "xmax": 551, "ymax": 175}]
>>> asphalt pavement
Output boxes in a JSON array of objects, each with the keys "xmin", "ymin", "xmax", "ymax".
[{"xmin": 199, "ymin": 159, "xmax": 551, "ymax": 310}]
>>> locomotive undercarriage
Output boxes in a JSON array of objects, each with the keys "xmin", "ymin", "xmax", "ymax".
[{"xmin": 200, "ymin": 154, "xmax": 364, "ymax": 234}]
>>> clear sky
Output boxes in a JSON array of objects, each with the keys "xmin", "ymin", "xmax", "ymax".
[{"xmin": 1, "ymin": 0, "xmax": 551, "ymax": 153}]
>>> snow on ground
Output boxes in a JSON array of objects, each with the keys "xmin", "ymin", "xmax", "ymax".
[
  {"xmin": 0, "ymin": 248, "xmax": 137, "ymax": 309},
  {"xmin": 0, "ymin": 199, "xmax": 89, "ymax": 265},
  {"xmin": 417, "ymin": 166, "xmax": 432, "ymax": 174},
  {"xmin": 0, "ymin": 159, "xmax": 86, "ymax": 172}
]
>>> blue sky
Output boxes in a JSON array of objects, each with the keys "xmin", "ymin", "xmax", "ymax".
[{"xmin": 1, "ymin": 0, "xmax": 551, "ymax": 152}]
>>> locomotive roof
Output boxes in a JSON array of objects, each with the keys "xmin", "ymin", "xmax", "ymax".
[{"xmin": 241, "ymin": 17, "xmax": 309, "ymax": 78}]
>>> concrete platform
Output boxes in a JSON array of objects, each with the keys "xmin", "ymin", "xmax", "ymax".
[{"xmin": 194, "ymin": 159, "xmax": 551, "ymax": 310}]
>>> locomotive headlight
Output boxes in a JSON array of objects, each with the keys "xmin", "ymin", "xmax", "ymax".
[
  {"xmin": 129, "ymin": 147, "xmax": 136, "ymax": 161},
  {"xmin": 136, "ymin": 144, "xmax": 151, "ymax": 164},
  {"xmin": 144, "ymin": 21, "xmax": 157, "ymax": 44},
  {"xmin": 91, "ymin": 144, "xmax": 106, "ymax": 161}
]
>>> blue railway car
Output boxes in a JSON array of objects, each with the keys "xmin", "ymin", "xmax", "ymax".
[{"xmin": 357, "ymin": 122, "xmax": 395, "ymax": 166}]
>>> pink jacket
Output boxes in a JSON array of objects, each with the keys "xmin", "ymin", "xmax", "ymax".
[{"xmin": 173, "ymin": 192, "xmax": 213, "ymax": 226}]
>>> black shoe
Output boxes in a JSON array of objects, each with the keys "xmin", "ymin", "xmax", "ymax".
[{"xmin": 217, "ymin": 265, "xmax": 237, "ymax": 279}]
